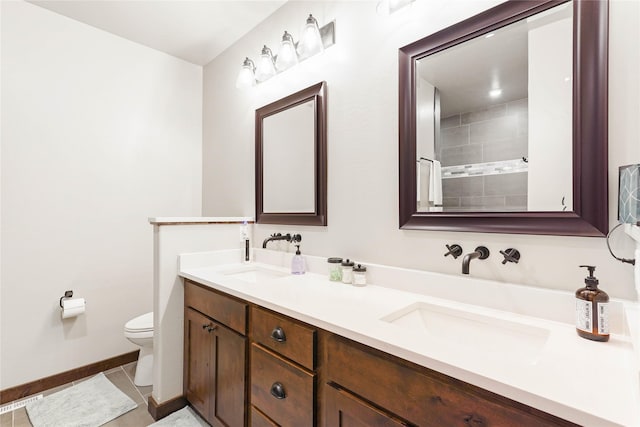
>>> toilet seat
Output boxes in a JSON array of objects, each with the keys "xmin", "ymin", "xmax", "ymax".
[{"xmin": 125, "ymin": 312, "xmax": 153, "ymax": 333}]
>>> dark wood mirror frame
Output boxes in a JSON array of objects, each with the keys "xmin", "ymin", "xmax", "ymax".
[
  {"xmin": 256, "ymin": 81, "xmax": 327, "ymax": 226},
  {"xmin": 399, "ymin": 0, "xmax": 608, "ymax": 236}
]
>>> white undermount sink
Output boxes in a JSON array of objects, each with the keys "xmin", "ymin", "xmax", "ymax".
[
  {"xmin": 381, "ymin": 302, "xmax": 550, "ymax": 365},
  {"xmin": 219, "ymin": 264, "xmax": 288, "ymax": 284}
]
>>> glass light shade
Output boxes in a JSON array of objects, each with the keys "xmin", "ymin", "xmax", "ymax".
[
  {"xmin": 276, "ymin": 31, "xmax": 298, "ymax": 71},
  {"xmin": 255, "ymin": 45, "xmax": 276, "ymax": 82},
  {"xmin": 235, "ymin": 57, "xmax": 255, "ymax": 89},
  {"xmin": 298, "ymin": 14, "xmax": 323, "ymax": 59}
]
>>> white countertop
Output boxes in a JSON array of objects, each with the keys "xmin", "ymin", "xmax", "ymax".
[
  {"xmin": 148, "ymin": 216, "xmax": 253, "ymax": 225},
  {"xmin": 179, "ymin": 249, "xmax": 640, "ymax": 427}
]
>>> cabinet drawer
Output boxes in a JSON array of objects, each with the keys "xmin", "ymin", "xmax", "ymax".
[
  {"xmin": 251, "ymin": 344, "xmax": 315, "ymax": 427},
  {"xmin": 251, "ymin": 306, "xmax": 315, "ymax": 370},
  {"xmin": 324, "ymin": 384, "xmax": 408, "ymax": 427},
  {"xmin": 250, "ymin": 406, "xmax": 278, "ymax": 427},
  {"xmin": 326, "ymin": 335, "xmax": 576, "ymax": 427},
  {"xmin": 184, "ymin": 280, "xmax": 247, "ymax": 335}
]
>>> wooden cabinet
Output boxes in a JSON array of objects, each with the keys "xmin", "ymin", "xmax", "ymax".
[
  {"xmin": 183, "ymin": 279, "xmax": 577, "ymax": 427},
  {"xmin": 323, "ymin": 334, "xmax": 577, "ymax": 427},
  {"xmin": 249, "ymin": 307, "xmax": 317, "ymax": 427},
  {"xmin": 184, "ymin": 280, "xmax": 247, "ymax": 427}
]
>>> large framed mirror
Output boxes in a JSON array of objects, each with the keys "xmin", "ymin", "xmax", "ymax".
[
  {"xmin": 399, "ymin": 0, "xmax": 608, "ymax": 236},
  {"xmin": 256, "ymin": 81, "xmax": 327, "ymax": 225}
]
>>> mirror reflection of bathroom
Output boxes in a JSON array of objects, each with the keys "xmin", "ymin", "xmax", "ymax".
[{"xmin": 416, "ymin": 1, "xmax": 573, "ymax": 213}]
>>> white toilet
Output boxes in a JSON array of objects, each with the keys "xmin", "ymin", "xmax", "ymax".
[{"xmin": 124, "ymin": 312, "xmax": 154, "ymax": 387}]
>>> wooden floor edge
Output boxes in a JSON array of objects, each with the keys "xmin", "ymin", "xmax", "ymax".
[
  {"xmin": 148, "ymin": 394, "xmax": 187, "ymax": 421},
  {"xmin": 0, "ymin": 350, "xmax": 139, "ymax": 405}
]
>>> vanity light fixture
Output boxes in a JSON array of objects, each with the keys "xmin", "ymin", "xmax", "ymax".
[
  {"xmin": 235, "ymin": 57, "xmax": 256, "ymax": 89},
  {"xmin": 376, "ymin": 0, "xmax": 415, "ymax": 15},
  {"xmin": 235, "ymin": 14, "xmax": 336, "ymax": 88},
  {"xmin": 298, "ymin": 14, "xmax": 324, "ymax": 59},
  {"xmin": 255, "ymin": 45, "xmax": 277, "ymax": 82},
  {"xmin": 276, "ymin": 31, "xmax": 298, "ymax": 71},
  {"xmin": 489, "ymin": 88, "xmax": 502, "ymax": 98}
]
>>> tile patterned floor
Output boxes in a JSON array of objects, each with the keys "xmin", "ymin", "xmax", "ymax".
[{"xmin": 1, "ymin": 362, "xmax": 155, "ymax": 427}]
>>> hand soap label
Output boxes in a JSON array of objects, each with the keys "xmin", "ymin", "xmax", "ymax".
[
  {"xmin": 575, "ymin": 299, "xmax": 592, "ymax": 332},
  {"xmin": 575, "ymin": 300, "xmax": 609, "ymax": 334},
  {"xmin": 597, "ymin": 302, "xmax": 609, "ymax": 335}
]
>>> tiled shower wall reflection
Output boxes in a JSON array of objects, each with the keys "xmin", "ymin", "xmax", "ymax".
[{"xmin": 438, "ymin": 98, "xmax": 528, "ymax": 211}]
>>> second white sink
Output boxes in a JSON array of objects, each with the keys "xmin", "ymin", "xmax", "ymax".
[{"xmin": 381, "ymin": 302, "xmax": 550, "ymax": 365}]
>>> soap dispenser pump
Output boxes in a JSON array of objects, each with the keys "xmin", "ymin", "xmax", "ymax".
[
  {"xmin": 575, "ymin": 265, "xmax": 609, "ymax": 342},
  {"xmin": 291, "ymin": 245, "xmax": 306, "ymax": 275}
]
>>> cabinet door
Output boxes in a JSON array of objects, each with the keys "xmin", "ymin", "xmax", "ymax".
[
  {"xmin": 211, "ymin": 323, "xmax": 247, "ymax": 427},
  {"xmin": 184, "ymin": 307, "xmax": 214, "ymax": 421},
  {"xmin": 185, "ymin": 307, "xmax": 247, "ymax": 427},
  {"xmin": 324, "ymin": 384, "xmax": 407, "ymax": 427}
]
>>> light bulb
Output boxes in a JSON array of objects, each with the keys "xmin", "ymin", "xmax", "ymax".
[
  {"xmin": 276, "ymin": 31, "xmax": 298, "ymax": 71},
  {"xmin": 235, "ymin": 57, "xmax": 255, "ymax": 89},
  {"xmin": 255, "ymin": 45, "xmax": 276, "ymax": 82},
  {"xmin": 298, "ymin": 14, "xmax": 323, "ymax": 59}
]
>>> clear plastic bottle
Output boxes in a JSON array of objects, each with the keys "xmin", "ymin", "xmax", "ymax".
[
  {"xmin": 291, "ymin": 245, "xmax": 306, "ymax": 275},
  {"xmin": 240, "ymin": 221, "xmax": 250, "ymax": 263}
]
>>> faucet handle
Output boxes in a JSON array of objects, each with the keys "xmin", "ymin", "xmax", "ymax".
[
  {"xmin": 500, "ymin": 248, "xmax": 520, "ymax": 264},
  {"xmin": 444, "ymin": 244, "xmax": 463, "ymax": 259}
]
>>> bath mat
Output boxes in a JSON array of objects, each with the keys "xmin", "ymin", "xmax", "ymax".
[
  {"xmin": 25, "ymin": 372, "xmax": 137, "ymax": 427},
  {"xmin": 147, "ymin": 406, "xmax": 209, "ymax": 427}
]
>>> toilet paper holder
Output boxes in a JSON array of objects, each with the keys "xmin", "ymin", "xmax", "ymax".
[{"xmin": 59, "ymin": 290, "xmax": 74, "ymax": 307}]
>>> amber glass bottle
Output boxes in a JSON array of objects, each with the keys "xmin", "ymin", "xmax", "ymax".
[{"xmin": 575, "ymin": 265, "xmax": 609, "ymax": 342}]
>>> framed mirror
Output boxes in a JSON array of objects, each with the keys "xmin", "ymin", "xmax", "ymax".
[
  {"xmin": 399, "ymin": 0, "xmax": 608, "ymax": 236},
  {"xmin": 256, "ymin": 81, "xmax": 327, "ymax": 225}
]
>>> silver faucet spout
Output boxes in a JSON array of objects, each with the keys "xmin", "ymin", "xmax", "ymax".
[{"xmin": 461, "ymin": 246, "xmax": 490, "ymax": 274}]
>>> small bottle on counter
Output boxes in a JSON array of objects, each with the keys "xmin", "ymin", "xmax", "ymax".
[
  {"xmin": 352, "ymin": 264, "xmax": 367, "ymax": 287},
  {"xmin": 341, "ymin": 259, "xmax": 355, "ymax": 284},
  {"xmin": 291, "ymin": 245, "xmax": 306, "ymax": 275},
  {"xmin": 575, "ymin": 265, "xmax": 609, "ymax": 342},
  {"xmin": 327, "ymin": 257, "xmax": 343, "ymax": 281},
  {"xmin": 240, "ymin": 221, "xmax": 250, "ymax": 263}
]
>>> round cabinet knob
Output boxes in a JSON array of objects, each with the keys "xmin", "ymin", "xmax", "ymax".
[
  {"xmin": 270, "ymin": 326, "xmax": 287, "ymax": 342},
  {"xmin": 270, "ymin": 382, "xmax": 287, "ymax": 399}
]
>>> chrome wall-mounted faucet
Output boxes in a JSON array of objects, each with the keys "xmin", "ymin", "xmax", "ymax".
[{"xmin": 461, "ymin": 246, "xmax": 490, "ymax": 274}]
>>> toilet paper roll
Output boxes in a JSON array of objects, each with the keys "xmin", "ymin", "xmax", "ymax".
[{"xmin": 61, "ymin": 298, "xmax": 85, "ymax": 319}]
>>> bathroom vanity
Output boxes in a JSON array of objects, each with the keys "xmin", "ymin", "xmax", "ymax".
[
  {"xmin": 179, "ymin": 250, "xmax": 640, "ymax": 427},
  {"xmin": 183, "ymin": 278, "xmax": 575, "ymax": 427}
]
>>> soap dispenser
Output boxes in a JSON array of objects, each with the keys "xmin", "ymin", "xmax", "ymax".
[
  {"xmin": 291, "ymin": 245, "xmax": 306, "ymax": 275},
  {"xmin": 575, "ymin": 265, "xmax": 609, "ymax": 342}
]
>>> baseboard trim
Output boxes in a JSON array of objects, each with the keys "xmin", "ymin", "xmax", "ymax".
[
  {"xmin": 148, "ymin": 394, "xmax": 188, "ymax": 420},
  {"xmin": 0, "ymin": 350, "xmax": 139, "ymax": 405}
]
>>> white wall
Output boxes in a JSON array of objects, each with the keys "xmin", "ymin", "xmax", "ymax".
[
  {"xmin": 202, "ymin": 0, "xmax": 640, "ymax": 301},
  {"xmin": 0, "ymin": 1, "xmax": 202, "ymax": 389}
]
